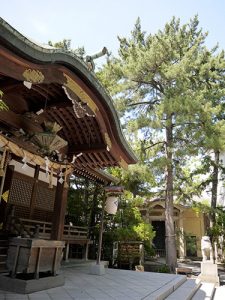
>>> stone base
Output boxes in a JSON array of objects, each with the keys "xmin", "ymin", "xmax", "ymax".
[
  {"xmin": 89, "ymin": 263, "xmax": 105, "ymax": 275},
  {"xmin": 198, "ymin": 262, "xmax": 219, "ymax": 285},
  {"xmin": 0, "ymin": 274, "xmax": 65, "ymax": 294}
]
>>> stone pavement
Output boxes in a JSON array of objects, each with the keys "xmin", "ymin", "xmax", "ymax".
[
  {"xmin": 0, "ymin": 263, "xmax": 186, "ymax": 300},
  {"xmin": 1, "ymin": 260, "xmax": 225, "ymax": 299}
]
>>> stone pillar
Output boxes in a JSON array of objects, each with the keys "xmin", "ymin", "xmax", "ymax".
[
  {"xmin": 85, "ymin": 242, "xmax": 89, "ymax": 261},
  {"xmin": 179, "ymin": 214, "xmax": 185, "ymax": 259},
  {"xmin": 199, "ymin": 236, "xmax": 219, "ymax": 285},
  {"xmin": 199, "ymin": 262, "xmax": 219, "ymax": 285}
]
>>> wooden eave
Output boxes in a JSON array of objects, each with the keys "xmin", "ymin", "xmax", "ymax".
[{"xmin": 0, "ymin": 18, "xmax": 137, "ymax": 180}]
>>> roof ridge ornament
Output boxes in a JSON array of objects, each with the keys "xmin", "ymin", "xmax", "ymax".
[{"xmin": 85, "ymin": 47, "xmax": 109, "ymax": 71}]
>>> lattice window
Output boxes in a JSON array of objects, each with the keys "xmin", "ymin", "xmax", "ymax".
[
  {"xmin": 14, "ymin": 205, "xmax": 30, "ymax": 219},
  {"xmin": 35, "ymin": 185, "xmax": 55, "ymax": 211},
  {"xmin": 33, "ymin": 209, "xmax": 53, "ymax": 222},
  {"xmin": 8, "ymin": 177, "xmax": 32, "ymax": 207}
]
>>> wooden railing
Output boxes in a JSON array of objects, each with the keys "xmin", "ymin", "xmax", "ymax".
[
  {"xmin": 155, "ymin": 249, "xmax": 166, "ymax": 257},
  {"xmin": 63, "ymin": 224, "xmax": 88, "ymax": 241},
  {"xmin": 19, "ymin": 218, "xmax": 52, "ymax": 239},
  {"xmin": 19, "ymin": 218, "xmax": 88, "ymax": 241}
]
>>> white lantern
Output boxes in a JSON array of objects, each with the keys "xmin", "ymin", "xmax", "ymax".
[{"xmin": 105, "ymin": 196, "xmax": 118, "ymax": 215}]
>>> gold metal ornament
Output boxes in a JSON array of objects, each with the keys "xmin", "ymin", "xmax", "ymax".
[{"xmin": 23, "ymin": 69, "xmax": 45, "ymax": 83}]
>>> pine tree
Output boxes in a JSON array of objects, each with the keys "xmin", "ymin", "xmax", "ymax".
[{"xmin": 98, "ymin": 16, "xmax": 225, "ymax": 272}]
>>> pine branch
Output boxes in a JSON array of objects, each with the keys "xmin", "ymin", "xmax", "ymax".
[
  {"xmin": 142, "ymin": 141, "xmax": 166, "ymax": 150},
  {"xmin": 130, "ymin": 78, "xmax": 164, "ymax": 93},
  {"xmin": 128, "ymin": 99, "xmax": 159, "ymax": 107}
]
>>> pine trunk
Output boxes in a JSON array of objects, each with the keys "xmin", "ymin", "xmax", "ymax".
[
  {"xmin": 165, "ymin": 115, "xmax": 177, "ymax": 273},
  {"xmin": 210, "ymin": 150, "xmax": 219, "ymax": 226}
]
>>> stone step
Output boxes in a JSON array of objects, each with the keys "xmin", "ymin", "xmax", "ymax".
[
  {"xmin": 144, "ymin": 275, "xmax": 187, "ymax": 300},
  {"xmin": 192, "ymin": 282, "xmax": 215, "ymax": 300},
  {"xmin": 165, "ymin": 278, "xmax": 201, "ymax": 300},
  {"xmin": 213, "ymin": 286, "xmax": 225, "ymax": 300}
]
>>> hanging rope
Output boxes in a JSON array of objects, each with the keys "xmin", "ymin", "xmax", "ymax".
[
  {"xmin": 0, "ymin": 147, "xmax": 7, "ymax": 176},
  {"xmin": 0, "ymin": 134, "xmax": 74, "ymax": 173},
  {"xmin": 49, "ymin": 168, "xmax": 53, "ymax": 189}
]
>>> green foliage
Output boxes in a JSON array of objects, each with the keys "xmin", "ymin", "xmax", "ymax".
[
  {"xmin": 99, "ymin": 16, "xmax": 225, "ymax": 193},
  {"xmin": 109, "ymin": 164, "xmax": 155, "ymax": 198},
  {"xmin": 133, "ymin": 223, "xmax": 155, "ymax": 241},
  {"xmin": 98, "ymin": 15, "xmax": 225, "ymax": 203},
  {"xmin": 67, "ymin": 176, "xmax": 103, "ymax": 227},
  {"xmin": 206, "ymin": 207, "xmax": 225, "ymax": 242},
  {"xmin": 48, "ymin": 39, "xmax": 85, "ymax": 59},
  {"xmin": 157, "ymin": 264, "xmax": 170, "ymax": 273},
  {"xmin": 104, "ymin": 198, "xmax": 155, "ymax": 243},
  {"xmin": 192, "ymin": 200, "xmax": 211, "ymax": 215}
]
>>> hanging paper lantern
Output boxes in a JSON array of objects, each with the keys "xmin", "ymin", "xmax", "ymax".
[{"xmin": 105, "ymin": 196, "xmax": 118, "ymax": 215}]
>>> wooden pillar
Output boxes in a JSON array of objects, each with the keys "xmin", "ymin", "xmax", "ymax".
[
  {"xmin": 51, "ymin": 174, "xmax": 69, "ymax": 241},
  {"xmin": 29, "ymin": 165, "xmax": 40, "ymax": 219}
]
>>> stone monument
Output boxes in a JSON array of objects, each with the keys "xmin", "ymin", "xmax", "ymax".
[{"xmin": 198, "ymin": 236, "xmax": 219, "ymax": 285}]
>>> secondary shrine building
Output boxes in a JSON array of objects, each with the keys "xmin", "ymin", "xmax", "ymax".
[{"xmin": 139, "ymin": 199, "xmax": 206, "ymax": 259}]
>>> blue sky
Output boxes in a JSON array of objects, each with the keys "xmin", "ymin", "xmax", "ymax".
[{"xmin": 1, "ymin": 0, "xmax": 224, "ymax": 68}]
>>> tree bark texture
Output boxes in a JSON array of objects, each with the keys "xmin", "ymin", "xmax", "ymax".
[
  {"xmin": 210, "ymin": 150, "xmax": 219, "ymax": 227},
  {"xmin": 165, "ymin": 115, "xmax": 177, "ymax": 273}
]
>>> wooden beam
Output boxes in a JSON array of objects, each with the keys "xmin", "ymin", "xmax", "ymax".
[
  {"xmin": 68, "ymin": 143, "xmax": 107, "ymax": 154},
  {"xmin": 0, "ymin": 111, "xmax": 43, "ymax": 133}
]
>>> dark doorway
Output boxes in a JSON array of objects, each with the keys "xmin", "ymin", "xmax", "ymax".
[
  {"xmin": 186, "ymin": 236, "xmax": 197, "ymax": 257},
  {"xmin": 152, "ymin": 221, "xmax": 165, "ymax": 250}
]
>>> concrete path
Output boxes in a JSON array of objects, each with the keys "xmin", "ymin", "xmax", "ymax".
[{"xmin": 0, "ymin": 264, "xmax": 186, "ymax": 300}]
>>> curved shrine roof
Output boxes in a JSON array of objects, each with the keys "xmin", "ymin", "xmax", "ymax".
[{"xmin": 0, "ymin": 18, "xmax": 137, "ymax": 183}]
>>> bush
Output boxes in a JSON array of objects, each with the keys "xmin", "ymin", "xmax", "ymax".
[{"xmin": 158, "ymin": 264, "xmax": 170, "ymax": 273}]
